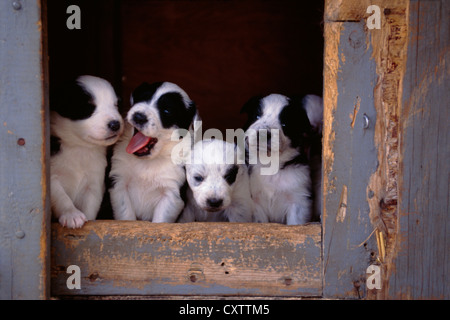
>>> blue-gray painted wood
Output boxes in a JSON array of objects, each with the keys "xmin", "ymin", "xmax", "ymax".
[
  {"xmin": 0, "ymin": 0, "xmax": 50, "ymax": 299},
  {"xmin": 51, "ymin": 222, "xmax": 322, "ymax": 297},
  {"xmin": 323, "ymin": 20, "xmax": 380, "ymax": 299},
  {"xmin": 389, "ymin": 0, "xmax": 449, "ymax": 299}
]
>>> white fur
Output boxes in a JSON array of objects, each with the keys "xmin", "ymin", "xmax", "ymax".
[
  {"xmin": 303, "ymin": 95, "xmax": 323, "ymax": 135},
  {"xmin": 178, "ymin": 139, "xmax": 253, "ymax": 222},
  {"xmin": 250, "ymin": 164, "xmax": 312, "ymax": 225},
  {"xmin": 110, "ymin": 82, "xmax": 197, "ymax": 222},
  {"xmin": 50, "ymin": 75, "xmax": 124, "ymax": 228},
  {"xmin": 110, "ymin": 124, "xmax": 188, "ymax": 222}
]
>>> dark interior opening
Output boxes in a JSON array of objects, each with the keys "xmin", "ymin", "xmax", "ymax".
[
  {"xmin": 47, "ymin": 0, "xmax": 324, "ymax": 132},
  {"xmin": 47, "ymin": 0, "xmax": 324, "ymax": 220}
]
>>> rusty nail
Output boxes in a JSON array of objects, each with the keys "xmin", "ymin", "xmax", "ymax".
[
  {"xmin": 17, "ymin": 138, "xmax": 25, "ymax": 146},
  {"xmin": 15, "ymin": 230, "xmax": 25, "ymax": 239},
  {"xmin": 189, "ymin": 274, "xmax": 197, "ymax": 283},
  {"xmin": 12, "ymin": 1, "xmax": 22, "ymax": 10},
  {"xmin": 363, "ymin": 114, "xmax": 370, "ymax": 129}
]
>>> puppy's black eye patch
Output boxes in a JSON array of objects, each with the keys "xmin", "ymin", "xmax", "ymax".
[
  {"xmin": 224, "ymin": 165, "xmax": 239, "ymax": 185},
  {"xmin": 51, "ymin": 81, "xmax": 96, "ymax": 121},
  {"xmin": 157, "ymin": 92, "xmax": 196, "ymax": 130},
  {"xmin": 279, "ymin": 98, "xmax": 312, "ymax": 149}
]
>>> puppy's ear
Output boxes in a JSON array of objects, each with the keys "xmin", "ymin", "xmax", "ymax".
[
  {"xmin": 130, "ymin": 81, "xmax": 163, "ymax": 105},
  {"xmin": 240, "ymin": 95, "xmax": 263, "ymax": 114}
]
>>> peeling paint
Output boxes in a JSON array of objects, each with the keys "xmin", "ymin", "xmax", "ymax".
[
  {"xmin": 323, "ymin": 22, "xmax": 342, "ymax": 224},
  {"xmin": 337, "ymin": 185, "xmax": 348, "ymax": 222},
  {"xmin": 349, "ymin": 97, "xmax": 361, "ymax": 129},
  {"xmin": 365, "ymin": 0, "xmax": 409, "ymax": 299}
]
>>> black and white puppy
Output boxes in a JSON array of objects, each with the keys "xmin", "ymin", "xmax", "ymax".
[
  {"xmin": 178, "ymin": 139, "xmax": 253, "ymax": 222},
  {"xmin": 50, "ymin": 75, "xmax": 124, "ymax": 228},
  {"xmin": 241, "ymin": 93, "xmax": 322, "ymax": 225},
  {"xmin": 110, "ymin": 82, "xmax": 198, "ymax": 222}
]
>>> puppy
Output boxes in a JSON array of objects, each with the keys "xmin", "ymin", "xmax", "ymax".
[
  {"xmin": 241, "ymin": 93, "xmax": 321, "ymax": 225},
  {"xmin": 50, "ymin": 75, "xmax": 124, "ymax": 228},
  {"xmin": 110, "ymin": 82, "xmax": 198, "ymax": 222},
  {"xmin": 178, "ymin": 139, "xmax": 253, "ymax": 223}
]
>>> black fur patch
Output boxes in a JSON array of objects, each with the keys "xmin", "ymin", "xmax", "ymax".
[
  {"xmin": 179, "ymin": 179, "xmax": 189, "ymax": 204},
  {"xmin": 51, "ymin": 80, "xmax": 96, "ymax": 120},
  {"xmin": 131, "ymin": 82, "xmax": 163, "ymax": 105},
  {"xmin": 224, "ymin": 165, "xmax": 239, "ymax": 185},
  {"xmin": 131, "ymin": 82, "xmax": 197, "ymax": 130},
  {"xmin": 108, "ymin": 175, "xmax": 118, "ymax": 190},
  {"xmin": 279, "ymin": 97, "xmax": 312, "ymax": 150},
  {"xmin": 157, "ymin": 92, "xmax": 197, "ymax": 130}
]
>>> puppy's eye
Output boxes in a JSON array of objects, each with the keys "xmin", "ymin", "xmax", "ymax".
[
  {"xmin": 194, "ymin": 175, "xmax": 204, "ymax": 183},
  {"xmin": 256, "ymin": 115, "xmax": 261, "ymax": 120},
  {"xmin": 281, "ymin": 122, "xmax": 286, "ymax": 127},
  {"xmin": 163, "ymin": 109, "xmax": 171, "ymax": 115}
]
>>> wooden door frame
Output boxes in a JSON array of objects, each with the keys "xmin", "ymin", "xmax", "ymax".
[{"xmin": 1, "ymin": 0, "xmax": 448, "ymax": 300}]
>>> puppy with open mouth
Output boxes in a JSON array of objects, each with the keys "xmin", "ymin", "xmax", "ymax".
[
  {"xmin": 178, "ymin": 139, "xmax": 253, "ymax": 223},
  {"xmin": 109, "ymin": 82, "xmax": 198, "ymax": 222},
  {"xmin": 50, "ymin": 75, "xmax": 124, "ymax": 228}
]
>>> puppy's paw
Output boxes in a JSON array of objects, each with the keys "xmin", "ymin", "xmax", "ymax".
[{"xmin": 59, "ymin": 210, "xmax": 88, "ymax": 229}]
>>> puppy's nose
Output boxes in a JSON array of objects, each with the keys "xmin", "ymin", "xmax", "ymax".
[
  {"xmin": 207, "ymin": 198, "xmax": 223, "ymax": 208},
  {"xmin": 132, "ymin": 112, "xmax": 148, "ymax": 126},
  {"xmin": 108, "ymin": 120, "xmax": 121, "ymax": 132}
]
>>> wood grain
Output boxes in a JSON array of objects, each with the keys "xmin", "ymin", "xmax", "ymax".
[
  {"xmin": 388, "ymin": 0, "xmax": 450, "ymax": 299},
  {"xmin": 323, "ymin": 18, "xmax": 381, "ymax": 299},
  {"xmin": 0, "ymin": 0, "xmax": 50, "ymax": 299},
  {"xmin": 51, "ymin": 221, "xmax": 321, "ymax": 297}
]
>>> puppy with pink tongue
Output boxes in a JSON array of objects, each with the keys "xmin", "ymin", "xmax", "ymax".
[{"xmin": 109, "ymin": 82, "xmax": 199, "ymax": 222}]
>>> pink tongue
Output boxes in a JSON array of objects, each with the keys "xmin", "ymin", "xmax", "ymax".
[{"xmin": 126, "ymin": 131, "xmax": 151, "ymax": 154}]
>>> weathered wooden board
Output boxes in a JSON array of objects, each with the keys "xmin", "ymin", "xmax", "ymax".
[
  {"xmin": 0, "ymin": 0, "xmax": 50, "ymax": 299},
  {"xmin": 51, "ymin": 221, "xmax": 321, "ymax": 297},
  {"xmin": 322, "ymin": 18, "xmax": 380, "ymax": 299},
  {"xmin": 387, "ymin": 0, "xmax": 450, "ymax": 299}
]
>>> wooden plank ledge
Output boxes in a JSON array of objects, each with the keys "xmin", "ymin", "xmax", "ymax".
[{"xmin": 51, "ymin": 221, "xmax": 321, "ymax": 297}]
